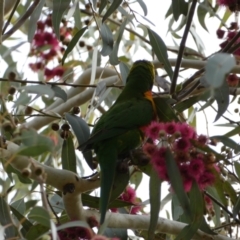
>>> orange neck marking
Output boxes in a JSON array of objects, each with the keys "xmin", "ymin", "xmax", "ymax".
[{"xmin": 144, "ymin": 91, "xmax": 157, "ymax": 119}]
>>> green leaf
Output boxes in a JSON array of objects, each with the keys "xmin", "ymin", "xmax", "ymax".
[
  {"xmin": 52, "ymin": 0, "xmax": 71, "ymax": 39},
  {"xmin": 17, "ymin": 129, "xmax": 54, "ymax": 156},
  {"xmin": 224, "ymin": 126, "xmax": 240, "ymax": 138},
  {"xmin": 211, "ymin": 177, "xmax": 228, "ymax": 206},
  {"xmin": 223, "ymin": 180, "xmax": 237, "ymax": 204},
  {"xmin": 28, "ymin": 0, "xmax": 45, "ymax": 42},
  {"xmin": 100, "ymin": 23, "xmax": 114, "ymax": 56},
  {"xmin": 153, "ymin": 97, "xmax": 178, "ymax": 122},
  {"xmin": 205, "ymin": 53, "xmax": 236, "ymax": 89},
  {"xmin": 147, "ymin": 29, "xmax": 173, "ymax": 80},
  {"xmin": 213, "ymin": 81, "xmax": 229, "ymax": 122},
  {"xmin": 136, "ymin": 0, "xmax": 148, "ymax": 16},
  {"xmin": 172, "ymin": 0, "xmax": 188, "ymax": 21},
  {"xmin": 65, "ymin": 113, "xmax": 90, "ymax": 145},
  {"xmin": 11, "ymin": 199, "xmax": 25, "ymax": 215},
  {"xmin": 234, "ymin": 162, "xmax": 240, "ymax": 180},
  {"xmin": 65, "ymin": 113, "xmax": 94, "ymax": 169},
  {"xmin": 175, "ymin": 90, "xmax": 210, "ymax": 112},
  {"xmin": 61, "ymin": 135, "xmax": 76, "ymax": 173},
  {"xmin": 109, "ymin": 18, "xmax": 129, "ymax": 65},
  {"xmin": 119, "ymin": 62, "xmax": 130, "ymax": 85},
  {"xmin": 10, "ymin": 206, "xmax": 33, "ymax": 236},
  {"xmin": 99, "ymin": 0, "xmax": 108, "ymax": 14},
  {"xmin": 148, "ymin": 168, "xmax": 161, "ymax": 240},
  {"xmin": 25, "ymin": 224, "xmax": 49, "ymax": 240},
  {"xmin": 102, "ymin": 0, "xmax": 123, "ymax": 22},
  {"xmin": 210, "ymin": 135, "xmax": 240, "ymax": 153},
  {"xmin": 165, "ymin": 149, "xmax": 191, "ymax": 219},
  {"xmin": 130, "ymin": 171, "xmax": 143, "ymax": 190},
  {"xmin": 219, "ymin": 8, "xmax": 231, "ymax": 28},
  {"xmin": 51, "ymin": 85, "xmax": 67, "ymax": 101},
  {"xmin": 110, "ymin": 168, "xmax": 130, "ymax": 202},
  {"xmin": 62, "ymin": 26, "xmax": 88, "ymax": 65},
  {"xmin": 13, "ymin": 91, "xmax": 31, "ymax": 107},
  {"xmin": 19, "ymin": 85, "xmax": 55, "ymax": 98},
  {"xmin": 28, "ymin": 206, "xmax": 51, "ymax": 228},
  {"xmin": 197, "ymin": 2, "xmax": 209, "ymax": 32},
  {"xmin": 233, "ymin": 194, "xmax": 240, "ymax": 219},
  {"xmin": 0, "ymin": 197, "xmax": 16, "ymax": 238}
]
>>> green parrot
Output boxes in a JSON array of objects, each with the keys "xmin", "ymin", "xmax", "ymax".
[{"xmin": 79, "ymin": 60, "xmax": 156, "ymax": 224}]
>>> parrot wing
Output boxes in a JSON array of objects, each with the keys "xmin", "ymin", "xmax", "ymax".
[{"xmin": 78, "ymin": 97, "xmax": 154, "ymax": 151}]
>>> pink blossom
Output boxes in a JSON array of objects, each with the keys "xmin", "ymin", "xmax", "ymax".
[
  {"xmin": 175, "ymin": 151, "xmax": 190, "ymax": 163},
  {"xmin": 179, "ymin": 164, "xmax": 190, "ymax": 179},
  {"xmin": 110, "ymin": 208, "xmax": 118, "ymax": 213},
  {"xmin": 33, "ymin": 33, "xmax": 44, "ymax": 47},
  {"xmin": 216, "ymin": 29, "xmax": 225, "ymax": 39},
  {"xmin": 121, "ymin": 186, "xmax": 136, "ymax": 203},
  {"xmin": 227, "ymin": 74, "xmax": 239, "ymax": 87},
  {"xmin": 91, "ymin": 235, "xmax": 108, "ymax": 240},
  {"xmin": 174, "ymin": 138, "xmax": 191, "ymax": 152},
  {"xmin": 227, "ymin": 31, "xmax": 236, "ymax": 39},
  {"xmin": 219, "ymin": 40, "xmax": 228, "ymax": 49},
  {"xmin": 155, "ymin": 165, "xmax": 168, "ymax": 180},
  {"xmin": 217, "ymin": 0, "xmax": 236, "ymax": 6},
  {"xmin": 198, "ymin": 171, "xmax": 215, "ymax": 190},
  {"xmin": 145, "ymin": 121, "xmax": 164, "ymax": 140},
  {"xmin": 164, "ymin": 121, "xmax": 178, "ymax": 135},
  {"xmin": 183, "ymin": 178, "xmax": 193, "ymax": 192},
  {"xmin": 143, "ymin": 142, "xmax": 157, "ymax": 156},
  {"xmin": 151, "ymin": 147, "xmax": 166, "ymax": 167},
  {"xmin": 179, "ymin": 123, "xmax": 195, "ymax": 139},
  {"xmin": 197, "ymin": 134, "xmax": 209, "ymax": 145},
  {"xmin": 130, "ymin": 205, "xmax": 142, "ymax": 214},
  {"xmin": 188, "ymin": 158, "xmax": 205, "ymax": 180},
  {"xmin": 53, "ymin": 66, "xmax": 65, "ymax": 77}
]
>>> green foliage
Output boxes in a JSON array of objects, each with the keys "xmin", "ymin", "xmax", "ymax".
[{"xmin": 1, "ymin": 0, "xmax": 240, "ymax": 239}]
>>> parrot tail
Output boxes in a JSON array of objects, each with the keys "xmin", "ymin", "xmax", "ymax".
[{"xmin": 97, "ymin": 142, "xmax": 118, "ymax": 224}]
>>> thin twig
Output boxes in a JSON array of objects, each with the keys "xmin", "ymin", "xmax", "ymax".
[
  {"xmin": 2, "ymin": 0, "xmax": 20, "ymax": 34},
  {"xmin": 0, "ymin": 0, "xmax": 4, "ymax": 44},
  {"xmin": 176, "ymin": 80, "xmax": 200, "ymax": 101},
  {"xmin": 0, "ymin": 77, "xmax": 122, "ymax": 88},
  {"xmin": 170, "ymin": 0, "xmax": 198, "ymax": 95},
  {"xmin": 2, "ymin": 0, "xmax": 40, "ymax": 41},
  {"xmin": 222, "ymin": 31, "xmax": 240, "ymax": 53},
  {"xmin": 204, "ymin": 191, "xmax": 240, "ymax": 224}
]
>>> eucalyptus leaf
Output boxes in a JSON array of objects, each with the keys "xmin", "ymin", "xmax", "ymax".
[
  {"xmin": 136, "ymin": 0, "xmax": 147, "ymax": 16},
  {"xmin": 52, "ymin": 0, "xmax": 71, "ymax": 39},
  {"xmin": 119, "ymin": 62, "xmax": 130, "ymax": 85},
  {"xmin": 213, "ymin": 81, "xmax": 229, "ymax": 122},
  {"xmin": 109, "ymin": 18, "xmax": 129, "ymax": 65},
  {"xmin": 19, "ymin": 85, "xmax": 55, "ymax": 99},
  {"xmin": 148, "ymin": 168, "xmax": 161, "ymax": 240},
  {"xmin": 205, "ymin": 53, "xmax": 236, "ymax": 88},
  {"xmin": 100, "ymin": 23, "xmax": 114, "ymax": 56},
  {"xmin": 28, "ymin": 206, "xmax": 51, "ymax": 228},
  {"xmin": 147, "ymin": 29, "xmax": 173, "ymax": 80},
  {"xmin": 61, "ymin": 135, "xmax": 76, "ymax": 173},
  {"xmin": 28, "ymin": 0, "xmax": 45, "ymax": 42},
  {"xmin": 62, "ymin": 26, "xmax": 88, "ymax": 65},
  {"xmin": 102, "ymin": 0, "xmax": 123, "ymax": 22},
  {"xmin": 51, "ymin": 85, "xmax": 67, "ymax": 101},
  {"xmin": 172, "ymin": 0, "xmax": 188, "ymax": 21}
]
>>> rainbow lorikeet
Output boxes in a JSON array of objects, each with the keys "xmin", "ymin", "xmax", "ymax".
[{"xmin": 79, "ymin": 60, "xmax": 156, "ymax": 224}]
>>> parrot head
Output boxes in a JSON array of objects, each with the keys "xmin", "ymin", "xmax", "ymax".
[{"xmin": 126, "ymin": 60, "xmax": 155, "ymax": 92}]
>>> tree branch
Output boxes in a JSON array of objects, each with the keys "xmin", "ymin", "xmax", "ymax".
[
  {"xmin": 2, "ymin": 0, "xmax": 40, "ymax": 41},
  {"xmin": 170, "ymin": 0, "xmax": 198, "ymax": 95},
  {"xmin": 83, "ymin": 209, "xmax": 234, "ymax": 240}
]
